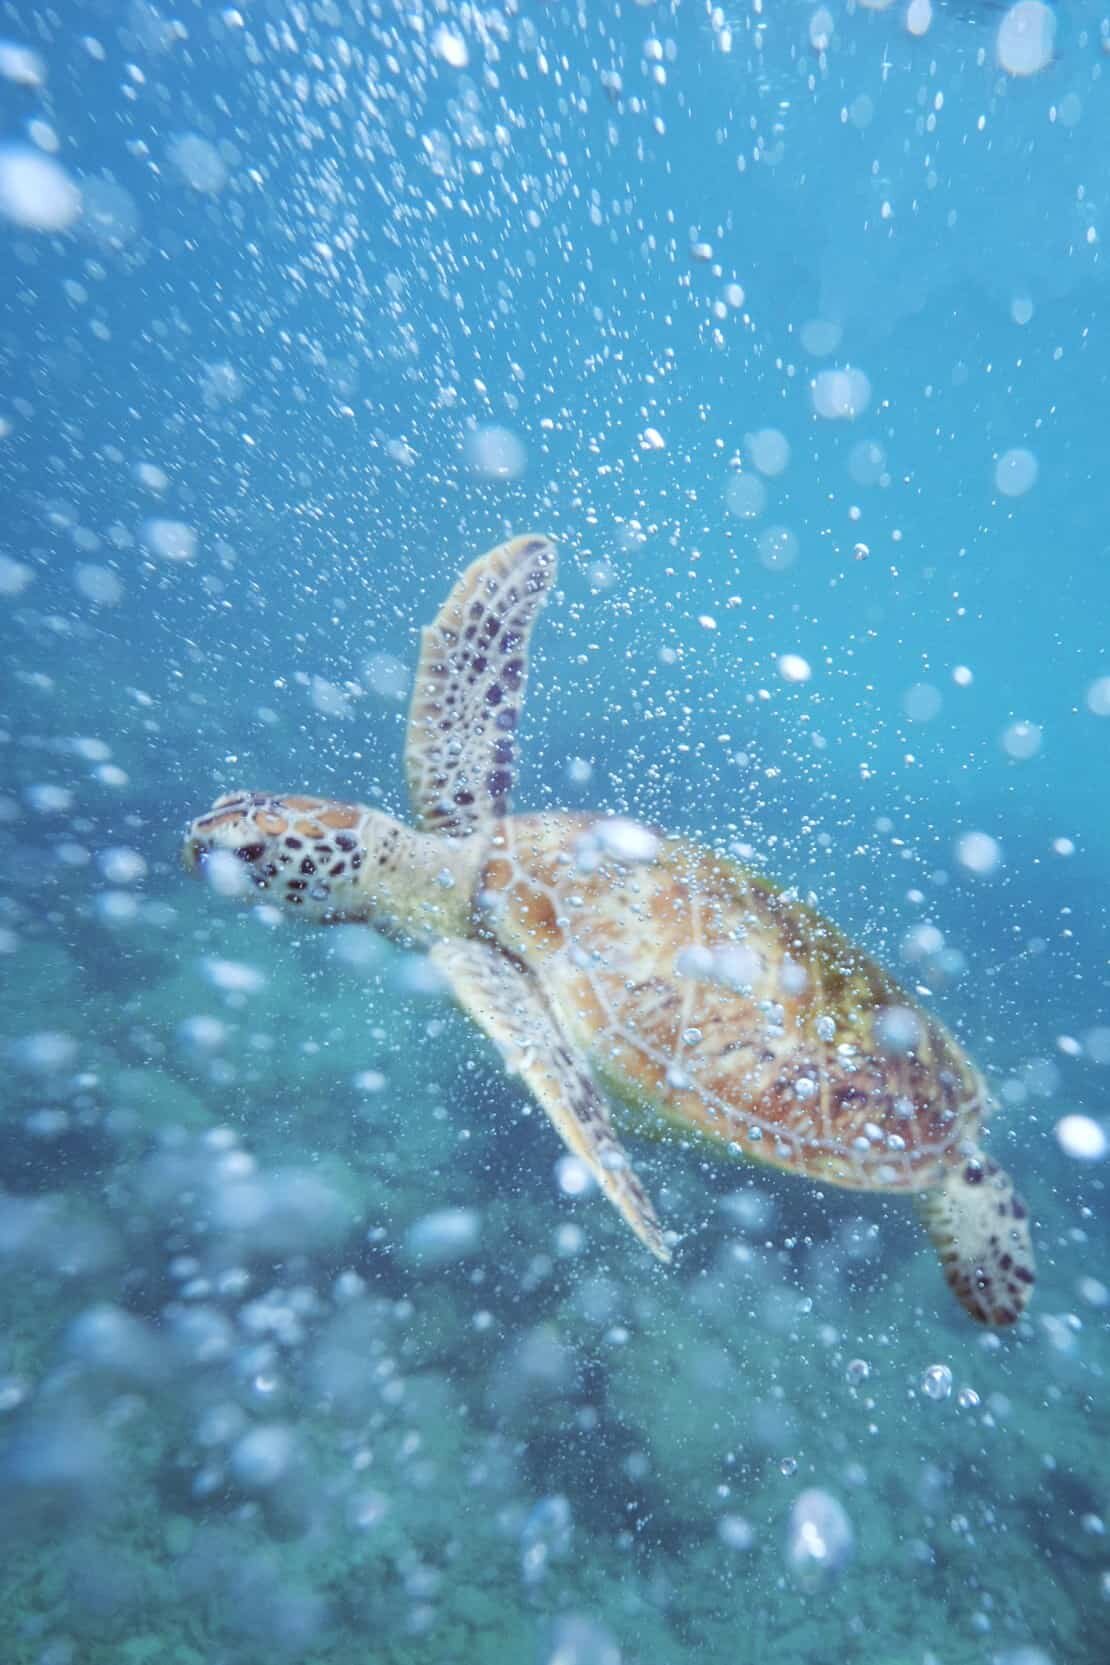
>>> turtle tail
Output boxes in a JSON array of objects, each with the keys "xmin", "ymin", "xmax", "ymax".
[{"xmin": 918, "ymin": 1147, "xmax": 1035, "ymax": 1326}]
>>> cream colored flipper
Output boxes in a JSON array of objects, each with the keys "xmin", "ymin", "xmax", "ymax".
[
  {"xmin": 405, "ymin": 534, "xmax": 557, "ymax": 839},
  {"xmin": 431, "ymin": 938, "xmax": 671, "ymax": 1262},
  {"xmin": 918, "ymin": 1147, "xmax": 1035, "ymax": 1326}
]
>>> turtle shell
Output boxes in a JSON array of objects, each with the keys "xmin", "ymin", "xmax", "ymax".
[{"xmin": 479, "ymin": 813, "xmax": 983, "ymax": 1193}]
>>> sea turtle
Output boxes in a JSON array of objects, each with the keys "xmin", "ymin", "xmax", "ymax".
[{"xmin": 182, "ymin": 534, "xmax": 1034, "ymax": 1325}]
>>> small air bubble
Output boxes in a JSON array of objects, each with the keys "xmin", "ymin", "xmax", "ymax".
[
  {"xmin": 994, "ymin": 446, "xmax": 1038, "ymax": 497},
  {"xmin": 920, "ymin": 1363, "xmax": 953, "ymax": 1401},
  {"xmin": 778, "ymin": 653, "xmax": 812, "ymax": 684},
  {"xmin": 955, "ymin": 831, "xmax": 1001, "ymax": 877},
  {"xmin": 432, "ymin": 26, "xmax": 469, "ymax": 68}
]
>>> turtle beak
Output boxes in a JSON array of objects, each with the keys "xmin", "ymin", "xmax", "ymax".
[{"xmin": 181, "ymin": 832, "xmax": 209, "ymax": 874}]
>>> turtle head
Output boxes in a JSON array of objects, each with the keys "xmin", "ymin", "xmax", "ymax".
[{"xmin": 182, "ymin": 791, "xmax": 373, "ymax": 923}]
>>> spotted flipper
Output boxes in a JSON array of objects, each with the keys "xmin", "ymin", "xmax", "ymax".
[
  {"xmin": 430, "ymin": 938, "xmax": 671, "ymax": 1262},
  {"xmin": 405, "ymin": 533, "xmax": 557, "ymax": 839},
  {"xmin": 919, "ymin": 1148, "xmax": 1035, "ymax": 1326}
]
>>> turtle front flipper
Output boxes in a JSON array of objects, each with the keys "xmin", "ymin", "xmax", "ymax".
[
  {"xmin": 918, "ymin": 1148, "xmax": 1035, "ymax": 1326},
  {"xmin": 406, "ymin": 534, "xmax": 556, "ymax": 839},
  {"xmin": 431, "ymin": 938, "xmax": 671, "ymax": 1263}
]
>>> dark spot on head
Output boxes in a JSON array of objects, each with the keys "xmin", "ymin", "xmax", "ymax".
[
  {"xmin": 454, "ymin": 790, "xmax": 474, "ymax": 807},
  {"xmin": 488, "ymin": 768, "xmax": 512, "ymax": 798},
  {"xmin": 963, "ymin": 1162, "xmax": 984, "ymax": 1185},
  {"xmin": 335, "ymin": 834, "xmax": 356, "ymax": 852},
  {"xmin": 1015, "ymin": 1265, "xmax": 1034, "ymax": 1284},
  {"xmin": 329, "ymin": 860, "xmax": 346, "ymax": 876},
  {"xmin": 300, "ymin": 857, "xmax": 317, "ymax": 876},
  {"xmin": 495, "ymin": 707, "xmax": 518, "ymax": 731},
  {"xmin": 485, "ymin": 683, "xmax": 503, "ymax": 705},
  {"xmin": 351, "ymin": 853, "xmax": 363, "ymax": 870},
  {"xmin": 236, "ymin": 844, "xmax": 266, "ymax": 864},
  {"xmin": 1010, "ymin": 1196, "xmax": 1028, "ymax": 1220},
  {"xmin": 284, "ymin": 836, "xmax": 303, "ymax": 850},
  {"xmin": 287, "ymin": 879, "xmax": 306, "ymax": 891}
]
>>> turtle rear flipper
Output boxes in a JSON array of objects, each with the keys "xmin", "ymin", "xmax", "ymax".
[{"xmin": 919, "ymin": 1149, "xmax": 1034, "ymax": 1325}]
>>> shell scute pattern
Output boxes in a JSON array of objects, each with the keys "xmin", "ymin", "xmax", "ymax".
[{"xmin": 483, "ymin": 814, "xmax": 979, "ymax": 1192}]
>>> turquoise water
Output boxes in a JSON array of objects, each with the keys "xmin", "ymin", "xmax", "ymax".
[{"xmin": 1, "ymin": 2, "xmax": 1107, "ymax": 1661}]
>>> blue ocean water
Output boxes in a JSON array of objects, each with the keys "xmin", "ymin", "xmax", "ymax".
[{"xmin": 1, "ymin": 2, "xmax": 1107, "ymax": 1661}]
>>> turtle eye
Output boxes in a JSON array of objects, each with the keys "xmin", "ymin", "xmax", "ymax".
[{"xmin": 236, "ymin": 843, "xmax": 266, "ymax": 863}]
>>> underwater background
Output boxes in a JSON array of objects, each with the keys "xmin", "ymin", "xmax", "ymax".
[{"xmin": 1, "ymin": 1, "xmax": 1108, "ymax": 1662}]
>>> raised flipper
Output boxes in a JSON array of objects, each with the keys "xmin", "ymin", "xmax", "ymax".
[
  {"xmin": 430, "ymin": 938, "xmax": 671, "ymax": 1262},
  {"xmin": 405, "ymin": 533, "xmax": 557, "ymax": 839},
  {"xmin": 919, "ymin": 1147, "xmax": 1035, "ymax": 1326}
]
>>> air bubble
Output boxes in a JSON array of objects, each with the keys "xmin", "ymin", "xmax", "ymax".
[
  {"xmin": 1055, "ymin": 1115, "xmax": 1107, "ymax": 1163},
  {"xmin": 465, "ymin": 425, "xmax": 527, "ymax": 479},
  {"xmin": 718, "ymin": 1513, "xmax": 756, "ymax": 1551},
  {"xmin": 168, "ymin": 132, "xmax": 228, "ymax": 194},
  {"xmin": 758, "ymin": 526, "xmax": 799, "ymax": 572},
  {"xmin": 1085, "ymin": 677, "xmax": 1110, "ymax": 717},
  {"xmin": 997, "ymin": 2, "xmax": 1055, "ymax": 77},
  {"xmin": 955, "ymin": 831, "xmax": 1002, "ymax": 877},
  {"xmin": 432, "ymin": 26, "xmax": 468, "ymax": 68},
  {"xmin": 811, "ymin": 367, "xmax": 871, "ymax": 421},
  {"xmin": 747, "ymin": 428, "xmax": 790, "ymax": 476},
  {"xmin": 995, "ymin": 447, "xmax": 1038, "ymax": 497},
  {"xmin": 921, "ymin": 1363, "xmax": 953, "ymax": 1400},
  {"xmin": 777, "ymin": 653, "xmax": 811, "ymax": 685},
  {"xmin": 724, "ymin": 472, "xmax": 766, "ymax": 518},
  {"xmin": 0, "ymin": 146, "xmax": 81, "ymax": 231}
]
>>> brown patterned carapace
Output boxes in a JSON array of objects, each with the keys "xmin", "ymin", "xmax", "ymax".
[{"xmin": 481, "ymin": 814, "xmax": 980, "ymax": 1193}]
